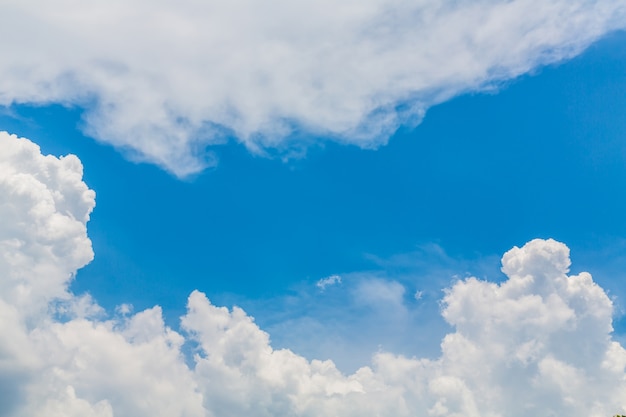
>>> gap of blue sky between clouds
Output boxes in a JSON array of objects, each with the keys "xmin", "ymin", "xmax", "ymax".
[{"xmin": 3, "ymin": 28, "xmax": 625, "ymax": 357}]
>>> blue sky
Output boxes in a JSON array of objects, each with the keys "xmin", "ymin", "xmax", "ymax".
[
  {"xmin": 4, "ymin": 31, "xmax": 626, "ymax": 328},
  {"xmin": 2, "ymin": 2, "xmax": 626, "ymax": 416},
  {"xmin": 3, "ymin": 29, "xmax": 626, "ymax": 365}
]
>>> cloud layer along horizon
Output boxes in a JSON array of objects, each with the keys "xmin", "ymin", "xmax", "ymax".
[
  {"xmin": 1, "ymin": 1, "xmax": 625, "ymax": 176},
  {"xmin": 3, "ymin": 131, "xmax": 626, "ymax": 416}
]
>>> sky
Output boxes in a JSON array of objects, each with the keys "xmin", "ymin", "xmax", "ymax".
[{"xmin": 2, "ymin": 1, "xmax": 626, "ymax": 416}]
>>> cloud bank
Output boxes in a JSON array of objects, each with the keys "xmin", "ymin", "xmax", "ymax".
[
  {"xmin": 2, "ymin": 131, "xmax": 626, "ymax": 416},
  {"xmin": 1, "ymin": 1, "xmax": 625, "ymax": 176}
]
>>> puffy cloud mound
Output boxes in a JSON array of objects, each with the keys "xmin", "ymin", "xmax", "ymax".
[
  {"xmin": 0, "ymin": 131, "xmax": 95, "ymax": 316},
  {"xmin": 2, "ymin": 131, "xmax": 626, "ymax": 416},
  {"xmin": 1, "ymin": 1, "xmax": 625, "ymax": 176}
]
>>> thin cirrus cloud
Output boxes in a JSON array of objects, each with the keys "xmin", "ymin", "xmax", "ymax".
[
  {"xmin": 3, "ymin": 131, "xmax": 626, "ymax": 416},
  {"xmin": 1, "ymin": 1, "xmax": 625, "ymax": 176},
  {"xmin": 316, "ymin": 274, "xmax": 342, "ymax": 290}
]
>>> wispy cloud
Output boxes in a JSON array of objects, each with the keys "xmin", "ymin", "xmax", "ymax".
[
  {"xmin": 1, "ymin": 1, "xmax": 624, "ymax": 176},
  {"xmin": 316, "ymin": 274, "xmax": 342, "ymax": 290},
  {"xmin": 254, "ymin": 246, "xmax": 500, "ymax": 371},
  {"xmin": 2, "ymin": 132, "xmax": 626, "ymax": 416}
]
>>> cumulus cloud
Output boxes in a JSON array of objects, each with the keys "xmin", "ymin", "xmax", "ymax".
[
  {"xmin": 1, "ymin": 1, "xmax": 625, "ymax": 176},
  {"xmin": 3, "ymin": 131, "xmax": 626, "ymax": 416}
]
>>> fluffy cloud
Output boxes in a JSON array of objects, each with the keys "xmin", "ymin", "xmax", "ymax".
[
  {"xmin": 1, "ymin": 1, "xmax": 625, "ymax": 176},
  {"xmin": 2, "ymin": 131, "xmax": 626, "ymax": 416}
]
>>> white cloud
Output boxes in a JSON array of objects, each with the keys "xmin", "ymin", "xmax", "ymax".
[
  {"xmin": 316, "ymin": 274, "xmax": 342, "ymax": 290},
  {"xmin": 3, "ymin": 131, "xmax": 626, "ymax": 416},
  {"xmin": 0, "ymin": 131, "xmax": 95, "ymax": 319},
  {"xmin": 1, "ymin": 1, "xmax": 625, "ymax": 176}
]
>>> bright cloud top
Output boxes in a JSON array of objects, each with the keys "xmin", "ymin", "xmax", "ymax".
[
  {"xmin": 2, "ymin": 131, "xmax": 626, "ymax": 416},
  {"xmin": 1, "ymin": 1, "xmax": 625, "ymax": 176}
]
